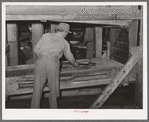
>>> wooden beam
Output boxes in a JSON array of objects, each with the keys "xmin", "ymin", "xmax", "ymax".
[
  {"xmin": 90, "ymin": 46, "xmax": 142, "ymax": 108},
  {"xmin": 50, "ymin": 23, "xmax": 58, "ymax": 33},
  {"xmin": 6, "ymin": 77, "xmax": 112, "ymax": 96},
  {"xmin": 32, "ymin": 23, "xmax": 44, "ymax": 63},
  {"xmin": 7, "ymin": 23, "xmax": 19, "ymax": 65},
  {"xmin": 9, "ymin": 87, "xmax": 105, "ymax": 100},
  {"xmin": 128, "ymin": 20, "xmax": 139, "ymax": 47},
  {"xmin": 95, "ymin": 27, "xmax": 102, "ymax": 57},
  {"xmin": 6, "ymin": 72, "xmax": 109, "ymax": 84},
  {"xmin": 6, "ymin": 6, "xmax": 142, "ymax": 20},
  {"xmin": 6, "ymin": 24, "xmax": 9, "ymax": 66},
  {"xmin": 5, "ymin": 58, "xmax": 127, "ymax": 97},
  {"xmin": 85, "ymin": 27, "xmax": 94, "ymax": 59},
  {"xmin": 6, "ymin": 58, "xmax": 124, "ymax": 77},
  {"xmin": 106, "ymin": 41, "xmax": 110, "ymax": 59},
  {"xmin": 135, "ymin": 59, "xmax": 143, "ymax": 108},
  {"xmin": 6, "ymin": 15, "xmax": 132, "ymax": 26},
  {"xmin": 135, "ymin": 18, "xmax": 143, "ymax": 108}
]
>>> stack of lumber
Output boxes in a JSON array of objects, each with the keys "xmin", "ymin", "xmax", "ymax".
[{"xmin": 6, "ymin": 58, "xmax": 124, "ymax": 97}]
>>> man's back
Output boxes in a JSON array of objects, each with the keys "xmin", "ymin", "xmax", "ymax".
[{"xmin": 38, "ymin": 33, "xmax": 65, "ymax": 56}]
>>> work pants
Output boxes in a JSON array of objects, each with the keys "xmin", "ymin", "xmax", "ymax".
[{"xmin": 31, "ymin": 54, "xmax": 60, "ymax": 108}]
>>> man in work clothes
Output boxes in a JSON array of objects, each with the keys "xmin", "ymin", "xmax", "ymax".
[{"xmin": 31, "ymin": 23, "xmax": 79, "ymax": 108}]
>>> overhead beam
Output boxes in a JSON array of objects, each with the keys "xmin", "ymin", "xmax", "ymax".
[
  {"xmin": 6, "ymin": 15, "xmax": 132, "ymax": 27},
  {"xmin": 6, "ymin": 5, "xmax": 143, "ymax": 20}
]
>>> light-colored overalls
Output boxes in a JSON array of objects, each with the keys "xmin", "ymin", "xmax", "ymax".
[{"xmin": 31, "ymin": 33, "xmax": 75, "ymax": 108}]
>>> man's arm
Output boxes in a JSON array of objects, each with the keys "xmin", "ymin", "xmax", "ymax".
[{"xmin": 63, "ymin": 40, "xmax": 79, "ymax": 67}]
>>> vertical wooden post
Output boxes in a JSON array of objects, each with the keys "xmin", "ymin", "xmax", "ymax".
[
  {"xmin": 106, "ymin": 41, "xmax": 110, "ymax": 59},
  {"xmin": 5, "ymin": 43, "xmax": 9, "ymax": 66},
  {"xmin": 106, "ymin": 28, "xmax": 110, "ymax": 59},
  {"xmin": 135, "ymin": 19, "xmax": 143, "ymax": 108},
  {"xmin": 135, "ymin": 59, "xmax": 143, "ymax": 108},
  {"xmin": 32, "ymin": 23, "xmax": 44, "ymax": 63},
  {"xmin": 7, "ymin": 23, "xmax": 19, "ymax": 65},
  {"xmin": 128, "ymin": 20, "xmax": 139, "ymax": 46},
  {"xmin": 139, "ymin": 19, "xmax": 143, "ymax": 46},
  {"xmin": 84, "ymin": 27, "xmax": 94, "ymax": 59},
  {"xmin": 95, "ymin": 27, "xmax": 102, "ymax": 57},
  {"xmin": 108, "ymin": 28, "xmax": 118, "ymax": 61},
  {"xmin": 6, "ymin": 24, "xmax": 8, "ymax": 66},
  {"xmin": 122, "ymin": 21, "xmax": 139, "ymax": 86},
  {"xmin": 50, "ymin": 23, "xmax": 58, "ymax": 33}
]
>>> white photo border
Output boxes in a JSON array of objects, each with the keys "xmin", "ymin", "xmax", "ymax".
[{"xmin": 2, "ymin": 2, "xmax": 148, "ymax": 120}]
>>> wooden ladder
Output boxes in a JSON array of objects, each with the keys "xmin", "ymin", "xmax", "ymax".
[{"xmin": 90, "ymin": 46, "xmax": 143, "ymax": 108}]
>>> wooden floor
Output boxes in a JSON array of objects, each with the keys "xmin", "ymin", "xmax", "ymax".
[{"xmin": 6, "ymin": 83, "xmax": 139, "ymax": 109}]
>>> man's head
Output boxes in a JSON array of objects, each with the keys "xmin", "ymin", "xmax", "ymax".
[{"xmin": 57, "ymin": 23, "xmax": 71, "ymax": 38}]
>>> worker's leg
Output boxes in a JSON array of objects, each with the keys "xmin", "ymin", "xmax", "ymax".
[
  {"xmin": 55, "ymin": 68, "xmax": 60, "ymax": 99},
  {"xmin": 47, "ymin": 69, "xmax": 58, "ymax": 108},
  {"xmin": 47, "ymin": 58, "xmax": 59, "ymax": 108},
  {"xmin": 31, "ymin": 58, "xmax": 47, "ymax": 108}
]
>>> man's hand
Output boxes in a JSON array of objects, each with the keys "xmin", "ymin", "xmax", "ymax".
[{"xmin": 73, "ymin": 61, "xmax": 79, "ymax": 67}]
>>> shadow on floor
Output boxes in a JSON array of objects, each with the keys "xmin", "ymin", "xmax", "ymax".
[{"xmin": 6, "ymin": 83, "xmax": 139, "ymax": 109}]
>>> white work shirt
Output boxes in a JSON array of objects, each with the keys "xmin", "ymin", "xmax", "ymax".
[{"xmin": 34, "ymin": 33, "xmax": 75, "ymax": 64}]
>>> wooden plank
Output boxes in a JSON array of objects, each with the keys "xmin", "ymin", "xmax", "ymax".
[
  {"xmin": 135, "ymin": 18, "xmax": 143, "ymax": 108},
  {"xmin": 139, "ymin": 19, "xmax": 143, "ymax": 46},
  {"xmin": 6, "ymin": 78, "xmax": 112, "ymax": 96},
  {"xmin": 129, "ymin": 20, "xmax": 139, "ymax": 46},
  {"xmin": 90, "ymin": 46, "xmax": 142, "ymax": 108},
  {"xmin": 122, "ymin": 75, "xmax": 129, "ymax": 86},
  {"xmin": 9, "ymin": 87, "xmax": 105, "ymax": 100},
  {"xmin": 106, "ymin": 41, "xmax": 110, "ymax": 59},
  {"xmin": 6, "ymin": 58, "xmax": 123, "ymax": 70},
  {"xmin": 32, "ymin": 23, "xmax": 44, "ymax": 63},
  {"xmin": 6, "ymin": 24, "xmax": 9, "ymax": 66},
  {"xmin": 95, "ymin": 27, "xmax": 102, "ymax": 57},
  {"xmin": 6, "ymin": 6, "xmax": 142, "ymax": 20},
  {"xmin": 6, "ymin": 58, "xmax": 124, "ymax": 78},
  {"xmin": 6, "ymin": 15, "xmax": 133, "ymax": 27},
  {"xmin": 6, "ymin": 71, "xmax": 109, "ymax": 83},
  {"xmin": 7, "ymin": 14, "xmax": 142, "ymax": 21},
  {"xmin": 6, "ymin": 72, "xmax": 109, "ymax": 88},
  {"xmin": 6, "ymin": 66, "xmax": 112, "ymax": 78},
  {"xmin": 135, "ymin": 71, "xmax": 143, "ymax": 108}
]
